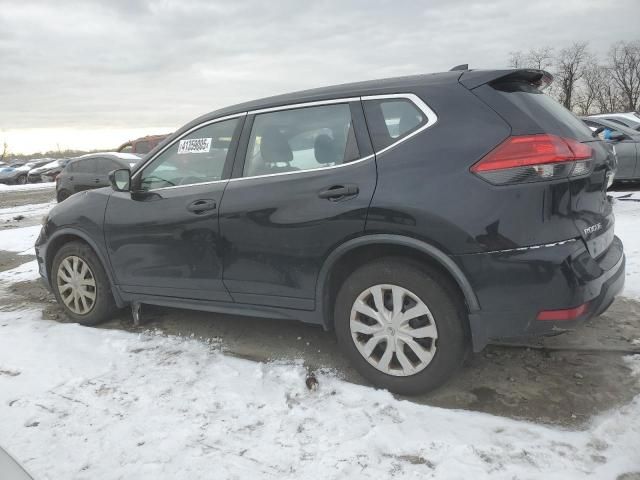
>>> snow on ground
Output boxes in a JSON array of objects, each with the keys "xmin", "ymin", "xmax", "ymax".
[
  {"xmin": 0, "ymin": 310, "xmax": 638, "ymax": 480},
  {"xmin": 0, "ymin": 201, "xmax": 55, "ymax": 223},
  {"xmin": 0, "ymin": 191, "xmax": 639, "ymax": 478},
  {"xmin": 0, "ymin": 181, "xmax": 55, "ymax": 192},
  {"xmin": 0, "ymin": 260, "xmax": 39, "ymax": 283},
  {"xmin": 0, "ymin": 225, "xmax": 42, "ymax": 254}
]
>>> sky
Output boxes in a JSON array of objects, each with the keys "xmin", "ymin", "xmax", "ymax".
[{"xmin": 1, "ymin": 0, "xmax": 639, "ymax": 155}]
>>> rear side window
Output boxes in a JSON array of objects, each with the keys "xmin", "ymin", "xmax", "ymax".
[
  {"xmin": 74, "ymin": 158, "xmax": 98, "ymax": 174},
  {"xmin": 363, "ymin": 99, "xmax": 426, "ymax": 151},
  {"xmin": 97, "ymin": 158, "xmax": 121, "ymax": 173},
  {"xmin": 242, "ymin": 104, "xmax": 359, "ymax": 177}
]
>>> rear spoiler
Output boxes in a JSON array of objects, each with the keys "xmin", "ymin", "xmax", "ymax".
[{"xmin": 459, "ymin": 69, "xmax": 553, "ymax": 90}]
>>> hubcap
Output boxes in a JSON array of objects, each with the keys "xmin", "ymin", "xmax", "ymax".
[
  {"xmin": 56, "ymin": 255, "xmax": 97, "ymax": 315},
  {"xmin": 349, "ymin": 284, "xmax": 438, "ymax": 377}
]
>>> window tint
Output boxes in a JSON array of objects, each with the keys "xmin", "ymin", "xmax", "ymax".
[
  {"xmin": 606, "ymin": 118, "xmax": 628, "ymax": 127},
  {"xmin": 363, "ymin": 99, "xmax": 426, "ymax": 151},
  {"xmin": 139, "ymin": 118, "xmax": 238, "ymax": 191},
  {"xmin": 97, "ymin": 158, "xmax": 121, "ymax": 173},
  {"xmin": 74, "ymin": 158, "xmax": 98, "ymax": 174},
  {"xmin": 243, "ymin": 104, "xmax": 358, "ymax": 177}
]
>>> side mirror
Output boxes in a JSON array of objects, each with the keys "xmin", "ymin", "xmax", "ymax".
[
  {"xmin": 109, "ymin": 168, "xmax": 131, "ymax": 192},
  {"xmin": 609, "ymin": 132, "xmax": 627, "ymax": 142}
]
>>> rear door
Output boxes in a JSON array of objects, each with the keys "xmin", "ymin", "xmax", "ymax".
[
  {"xmin": 218, "ymin": 100, "xmax": 375, "ymax": 308},
  {"xmin": 96, "ymin": 158, "xmax": 122, "ymax": 187}
]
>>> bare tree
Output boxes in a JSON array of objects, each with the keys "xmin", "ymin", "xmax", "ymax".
[
  {"xmin": 1, "ymin": 142, "xmax": 7, "ymax": 162},
  {"xmin": 609, "ymin": 41, "xmax": 640, "ymax": 111},
  {"xmin": 574, "ymin": 56, "xmax": 608, "ymax": 115},
  {"xmin": 527, "ymin": 47, "xmax": 555, "ymax": 71},
  {"xmin": 555, "ymin": 42, "xmax": 589, "ymax": 110},
  {"xmin": 508, "ymin": 50, "xmax": 526, "ymax": 68}
]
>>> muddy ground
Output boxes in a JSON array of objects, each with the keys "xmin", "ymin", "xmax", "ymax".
[{"xmin": 1, "ymin": 185, "xmax": 640, "ymax": 429}]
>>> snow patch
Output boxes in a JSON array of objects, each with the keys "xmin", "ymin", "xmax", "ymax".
[
  {"xmin": 0, "ymin": 202, "xmax": 55, "ymax": 223},
  {"xmin": 0, "ymin": 259, "xmax": 39, "ymax": 283},
  {"xmin": 0, "ymin": 310, "xmax": 639, "ymax": 479},
  {"xmin": 0, "ymin": 182, "xmax": 55, "ymax": 192},
  {"xmin": 0, "ymin": 225, "xmax": 41, "ymax": 254}
]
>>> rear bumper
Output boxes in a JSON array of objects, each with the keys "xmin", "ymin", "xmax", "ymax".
[{"xmin": 457, "ymin": 235, "xmax": 625, "ymax": 351}]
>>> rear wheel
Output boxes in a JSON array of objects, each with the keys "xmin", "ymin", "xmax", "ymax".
[
  {"xmin": 51, "ymin": 241, "xmax": 117, "ymax": 326},
  {"xmin": 334, "ymin": 258, "xmax": 468, "ymax": 395},
  {"xmin": 57, "ymin": 189, "xmax": 71, "ymax": 203},
  {"xmin": 16, "ymin": 174, "xmax": 27, "ymax": 185}
]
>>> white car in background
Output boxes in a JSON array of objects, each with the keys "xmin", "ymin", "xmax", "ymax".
[{"xmin": 589, "ymin": 112, "xmax": 640, "ymax": 131}]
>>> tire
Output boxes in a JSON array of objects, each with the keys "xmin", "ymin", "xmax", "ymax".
[
  {"xmin": 57, "ymin": 189, "xmax": 71, "ymax": 203},
  {"xmin": 16, "ymin": 174, "xmax": 27, "ymax": 185},
  {"xmin": 334, "ymin": 257, "xmax": 468, "ymax": 395},
  {"xmin": 51, "ymin": 241, "xmax": 117, "ymax": 326}
]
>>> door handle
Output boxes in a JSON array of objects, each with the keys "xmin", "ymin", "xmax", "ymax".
[
  {"xmin": 318, "ymin": 184, "xmax": 359, "ymax": 200},
  {"xmin": 187, "ymin": 199, "xmax": 217, "ymax": 214},
  {"xmin": 94, "ymin": 178, "xmax": 100, "ymax": 183}
]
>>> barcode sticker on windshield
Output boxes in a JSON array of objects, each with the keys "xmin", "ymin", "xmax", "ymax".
[{"xmin": 177, "ymin": 138, "xmax": 212, "ymax": 154}]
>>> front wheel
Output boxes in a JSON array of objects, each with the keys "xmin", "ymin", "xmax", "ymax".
[
  {"xmin": 334, "ymin": 258, "xmax": 468, "ymax": 395},
  {"xmin": 51, "ymin": 241, "xmax": 117, "ymax": 326},
  {"xmin": 16, "ymin": 174, "xmax": 27, "ymax": 185}
]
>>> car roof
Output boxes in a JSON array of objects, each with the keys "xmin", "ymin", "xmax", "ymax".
[
  {"xmin": 192, "ymin": 72, "xmax": 462, "ymax": 123},
  {"xmin": 73, "ymin": 152, "xmax": 141, "ymax": 161},
  {"xmin": 69, "ymin": 152, "xmax": 142, "ymax": 166}
]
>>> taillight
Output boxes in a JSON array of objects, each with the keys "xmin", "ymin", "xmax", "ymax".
[{"xmin": 471, "ymin": 134, "xmax": 593, "ymax": 185}]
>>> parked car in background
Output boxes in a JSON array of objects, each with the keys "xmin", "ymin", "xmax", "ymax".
[
  {"xmin": 28, "ymin": 158, "xmax": 71, "ymax": 183},
  {"xmin": 56, "ymin": 152, "xmax": 141, "ymax": 202},
  {"xmin": 582, "ymin": 117, "xmax": 639, "ymax": 181},
  {"xmin": 26, "ymin": 157, "xmax": 55, "ymax": 182},
  {"xmin": 0, "ymin": 159, "xmax": 51, "ymax": 185},
  {"xmin": 589, "ymin": 112, "xmax": 640, "ymax": 131},
  {"xmin": 37, "ymin": 68, "xmax": 624, "ymax": 394},
  {"xmin": 117, "ymin": 134, "xmax": 170, "ymax": 155}
]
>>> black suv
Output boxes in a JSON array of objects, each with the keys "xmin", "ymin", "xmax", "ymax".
[
  {"xmin": 35, "ymin": 69, "xmax": 625, "ymax": 394},
  {"xmin": 56, "ymin": 152, "xmax": 141, "ymax": 202}
]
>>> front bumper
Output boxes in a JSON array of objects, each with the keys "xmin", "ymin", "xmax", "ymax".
[
  {"xmin": 34, "ymin": 227, "xmax": 52, "ymax": 292},
  {"xmin": 457, "ymin": 235, "xmax": 625, "ymax": 351}
]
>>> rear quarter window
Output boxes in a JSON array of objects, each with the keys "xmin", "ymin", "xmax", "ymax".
[
  {"xmin": 477, "ymin": 81, "xmax": 595, "ymax": 141},
  {"xmin": 363, "ymin": 99, "xmax": 427, "ymax": 151}
]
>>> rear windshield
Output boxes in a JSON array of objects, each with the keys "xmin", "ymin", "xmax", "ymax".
[{"xmin": 485, "ymin": 81, "xmax": 595, "ymax": 141}]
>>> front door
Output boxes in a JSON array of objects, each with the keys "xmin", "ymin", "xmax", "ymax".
[
  {"xmin": 218, "ymin": 100, "xmax": 376, "ymax": 309},
  {"xmin": 104, "ymin": 116, "xmax": 243, "ymax": 301}
]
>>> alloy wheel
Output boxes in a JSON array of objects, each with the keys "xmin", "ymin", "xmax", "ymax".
[
  {"xmin": 56, "ymin": 255, "xmax": 97, "ymax": 315},
  {"xmin": 350, "ymin": 284, "xmax": 438, "ymax": 376}
]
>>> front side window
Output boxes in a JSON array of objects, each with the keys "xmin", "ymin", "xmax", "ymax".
[
  {"xmin": 243, "ymin": 104, "xmax": 358, "ymax": 177},
  {"xmin": 363, "ymin": 98, "xmax": 427, "ymax": 151},
  {"xmin": 139, "ymin": 118, "xmax": 238, "ymax": 191}
]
